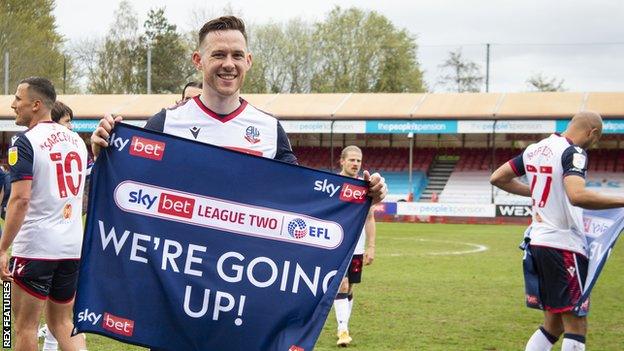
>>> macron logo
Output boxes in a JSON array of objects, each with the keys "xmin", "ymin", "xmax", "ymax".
[
  {"xmin": 102, "ymin": 313, "xmax": 134, "ymax": 337},
  {"xmin": 129, "ymin": 136, "xmax": 165, "ymax": 161}
]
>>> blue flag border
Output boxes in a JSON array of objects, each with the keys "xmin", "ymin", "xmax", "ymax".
[{"xmin": 74, "ymin": 122, "xmax": 372, "ymax": 350}]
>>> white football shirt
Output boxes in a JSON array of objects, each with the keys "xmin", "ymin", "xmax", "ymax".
[
  {"xmin": 509, "ymin": 134, "xmax": 589, "ymax": 255},
  {"xmin": 9, "ymin": 121, "xmax": 88, "ymax": 259}
]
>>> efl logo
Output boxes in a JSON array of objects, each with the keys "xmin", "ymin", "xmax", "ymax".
[
  {"xmin": 129, "ymin": 136, "xmax": 165, "ymax": 161},
  {"xmin": 287, "ymin": 218, "xmax": 308, "ymax": 239},
  {"xmin": 158, "ymin": 192, "xmax": 195, "ymax": 219},
  {"xmin": 339, "ymin": 183, "xmax": 368, "ymax": 203},
  {"xmin": 289, "ymin": 346, "xmax": 305, "ymax": 351},
  {"xmin": 102, "ymin": 313, "xmax": 134, "ymax": 337}
]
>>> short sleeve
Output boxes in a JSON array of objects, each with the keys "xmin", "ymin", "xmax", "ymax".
[
  {"xmin": 508, "ymin": 151, "xmax": 526, "ymax": 176},
  {"xmin": 274, "ymin": 121, "xmax": 298, "ymax": 165},
  {"xmin": 144, "ymin": 109, "xmax": 166, "ymax": 132},
  {"xmin": 9, "ymin": 134, "xmax": 34, "ymax": 182},
  {"xmin": 561, "ymin": 145, "xmax": 587, "ymax": 178}
]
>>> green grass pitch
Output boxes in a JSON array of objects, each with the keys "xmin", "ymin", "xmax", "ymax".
[{"xmin": 5, "ymin": 223, "xmax": 624, "ymax": 350}]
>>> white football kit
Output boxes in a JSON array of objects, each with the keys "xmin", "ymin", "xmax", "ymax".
[
  {"xmin": 509, "ymin": 133, "xmax": 589, "ymax": 256},
  {"xmin": 144, "ymin": 96, "xmax": 296, "ymax": 163},
  {"xmin": 9, "ymin": 121, "xmax": 88, "ymax": 259}
]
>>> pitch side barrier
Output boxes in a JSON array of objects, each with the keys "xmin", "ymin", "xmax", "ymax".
[{"xmin": 373, "ymin": 202, "xmax": 533, "ymax": 225}]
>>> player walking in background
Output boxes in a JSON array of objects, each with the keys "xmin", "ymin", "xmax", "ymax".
[
  {"xmin": 490, "ymin": 111, "xmax": 624, "ymax": 351},
  {"xmin": 0, "ymin": 77, "xmax": 88, "ymax": 351},
  {"xmin": 334, "ymin": 145, "xmax": 376, "ymax": 347}
]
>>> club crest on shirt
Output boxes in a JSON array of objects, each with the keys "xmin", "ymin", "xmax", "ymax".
[
  {"xmin": 244, "ymin": 126, "xmax": 260, "ymax": 144},
  {"xmin": 8, "ymin": 146, "xmax": 18, "ymax": 166}
]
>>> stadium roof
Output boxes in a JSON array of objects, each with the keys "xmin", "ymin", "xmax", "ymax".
[{"xmin": 0, "ymin": 92, "xmax": 622, "ymax": 120}]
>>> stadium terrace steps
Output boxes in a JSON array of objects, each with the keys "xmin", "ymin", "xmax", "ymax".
[{"xmin": 420, "ymin": 158, "xmax": 457, "ymax": 202}]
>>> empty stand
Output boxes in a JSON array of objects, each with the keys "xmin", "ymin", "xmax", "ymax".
[{"xmin": 292, "ymin": 146, "xmax": 435, "ymax": 173}]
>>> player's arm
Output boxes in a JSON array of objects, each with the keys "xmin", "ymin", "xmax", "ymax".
[
  {"xmin": 564, "ymin": 175, "xmax": 624, "ymax": 209},
  {"xmin": 0, "ymin": 180, "xmax": 31, "ymax": 281},
  {"xmin": 560, "ymin": 145, "xmax": 624, "ymax": 209},
  {"xmin": 0, "ymin": 135, "xmax": 35, "ymax": 281},
  {"xmin": 490, "ymin": 157, "xmax": 531, "ymax": 197},
  {"xmin": 364, "ymin": 209, "xmax": 376, "ymax": 265}
]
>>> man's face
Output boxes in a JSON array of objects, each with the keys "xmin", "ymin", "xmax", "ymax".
[
  {"xmin": 11, "ymin": 83, "xmax": 35, "ymax": 127},
  {"xmin": 340, "ymin": 151, "xmax": 362, "ymax": 178},
  {"xmin": 58, "ymin": 114, "xmax": 72, "ymax": 130},
  {"xmin": 183, "ymin": 86, "xmax": 203, "ymax": 102},
  {"xmin": 193, "ymin": 30, "xmax": 252, "ymax": 98}
]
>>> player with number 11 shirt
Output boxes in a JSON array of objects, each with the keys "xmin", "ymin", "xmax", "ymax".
[{"xmin": 490, "ymin": 111, "xmax": 624, "ymax": 351}]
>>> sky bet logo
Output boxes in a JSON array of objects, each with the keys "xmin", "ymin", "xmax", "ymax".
[
  {"xmin": 313, "ymin": 179, "xmax": 368, "ymax": 204},
  {"xmin": 77, "ymin": 308, "xmax": 102, "ymax": 326},
  {"xmin": 128, "ymin": 189, "xmax": 195, "ymax": 219},
  {"xmin": 110, "ymin": 133, "xmax": 165, "ymax": 161},
  {"xmin": 102, "ymin": 312, "xmax": 134, "ymax": 337}
]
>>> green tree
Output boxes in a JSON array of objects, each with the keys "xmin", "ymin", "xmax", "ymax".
[
  {"xmin": 311, "ymin": 7, "xmax": 424, "ymax": 93},
  {"xmin": 526, "ymin": 73, "xmax": 566, "ymax": 92},
  {"xmin": 437, "ymin": 48, "xmax": 484, "ymax": 92},
  {"xmin": 88, "ymin": 0, "xmax": 142, "ymax": 93},
  {"xmin": 0, "ymin": 0, "xmax": 75, "ymax": 93},
  {"xmin": 246, "ymin": 20, "xmax": 316, "ymax": 94},
  {"xmin": 137, "ymin": 8, "xmax": 194, "ymax": 94}
]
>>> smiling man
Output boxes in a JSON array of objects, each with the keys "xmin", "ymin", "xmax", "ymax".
[
  {"xmin": 93, "ymin": 16, "xmax": 297, "ymax": 163},
  {"xmin": 91, "ymin": 15, "xmax": 387, "ymax": 202}
]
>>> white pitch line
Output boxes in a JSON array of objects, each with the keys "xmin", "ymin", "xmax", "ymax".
[{"xmin": 384, "ymin": 238, "xmax": 489, "ymax": 256}]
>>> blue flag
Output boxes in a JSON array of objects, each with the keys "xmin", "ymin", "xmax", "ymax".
[
  {"xmin": 573, "ymin": 208, "xmax": 624, "ymax": 315},
  {"xmin": 74, "ymin": 123, "xmax": 371, "ymax": 351}
]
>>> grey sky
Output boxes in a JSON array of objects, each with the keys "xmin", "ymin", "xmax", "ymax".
[{"xmin": 54, "ymin": 0, "xmax": 624, "ymax": 92}]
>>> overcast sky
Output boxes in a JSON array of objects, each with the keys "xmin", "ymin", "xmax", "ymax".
[{"xmin": 54, "ymin": 0, "xmax": 624, "ymax": 93}]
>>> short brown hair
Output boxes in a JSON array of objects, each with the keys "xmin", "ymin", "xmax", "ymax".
[
  {"xmin": 51, "ymin": 101, "xmax": 73, "ymax": 122},
  {"xmin": 19, "ymin": 77, "xmax": 56, "ymax": 109},
  {"xmin": 198, "ymin": 16, "xmax": 247, "ymax": 47}
]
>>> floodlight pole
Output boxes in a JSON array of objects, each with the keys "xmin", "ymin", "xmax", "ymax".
[
  {"xmin": 330, "ymin": 120, "xmax": 336, "ymax": 172},
  {"xmin": 491, "ymin": 120, "xmax": 498, "ymax": 204},
  {"xmin": 147, "ymin": 46, "xmax": 152, "ymax": 94},
  {"xmin": 485, "ymin": 43, "xmax": 491, "ymax": 92},
  {"xmin": 4, "ymin": 52, "xmax": 8, "ymax": 95},
  {"xmin": 63, "ymin": 55, "xmax": 66, "ymax": 94},
  {"xmin": 408, "ymin": 132, "xmax": 414, "ymax": 201}
]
